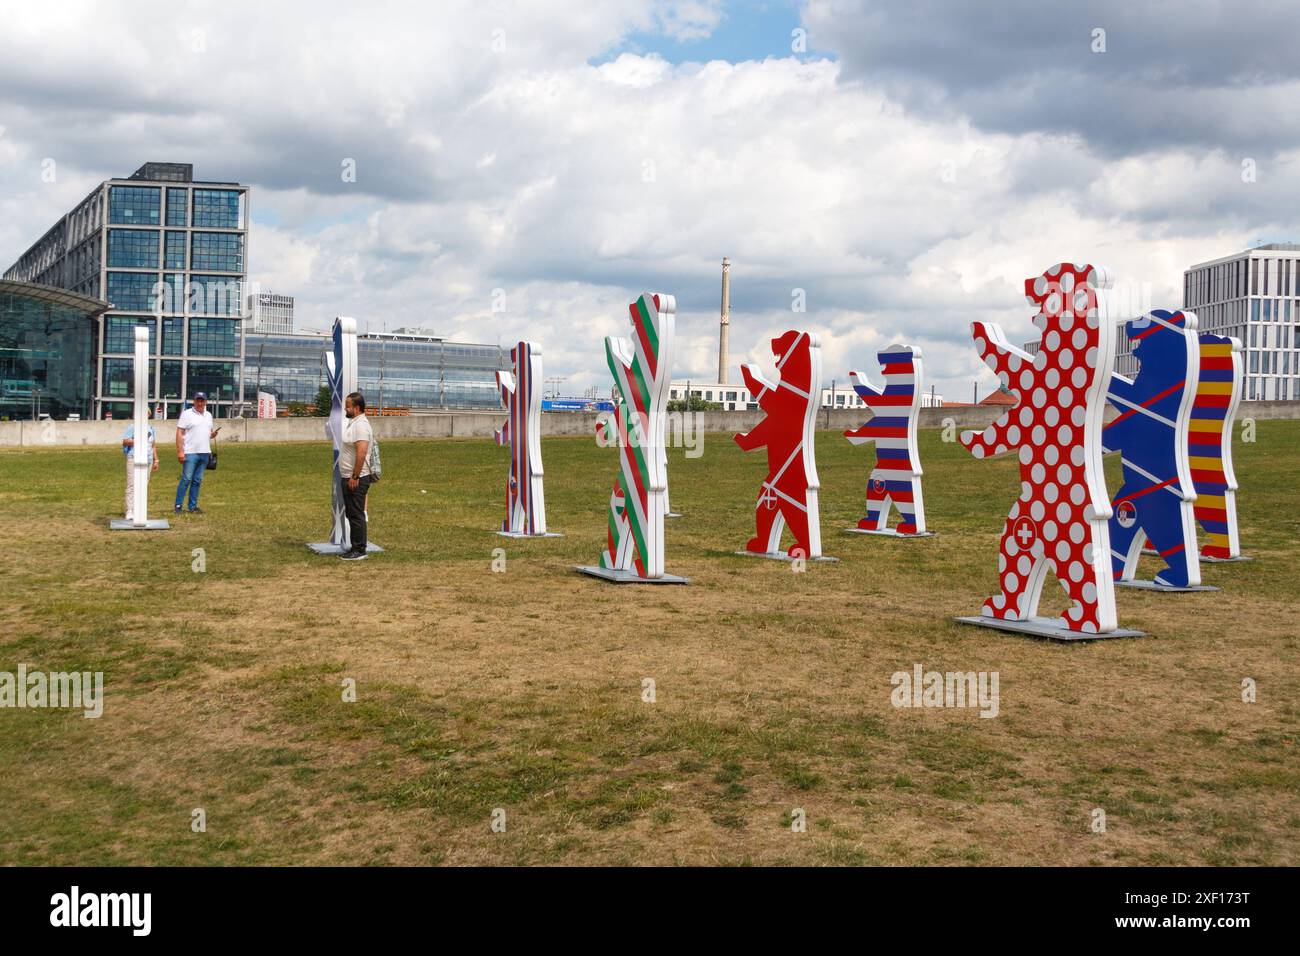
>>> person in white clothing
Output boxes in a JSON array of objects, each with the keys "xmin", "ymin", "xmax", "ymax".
[
  {"xmin": 339, "ymin": 391, "xmax": 375, "ymax": 560},
  {"xmin": 121, "ymin": 410, "xmax": 158, "ymax": 522},
  {"xmin": 174, "ymin": 391, "xmax": 220, "ymax": 515}
]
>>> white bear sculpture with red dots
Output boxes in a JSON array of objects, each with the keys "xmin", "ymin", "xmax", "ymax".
[{"xmin": 958, "ymin": 263, "xmax": 1131, "ymax": 638}]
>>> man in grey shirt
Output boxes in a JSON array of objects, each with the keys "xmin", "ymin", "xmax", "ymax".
[{"xmin": 339, "ymin": 391, "xmax": 374, "ymax": 560}]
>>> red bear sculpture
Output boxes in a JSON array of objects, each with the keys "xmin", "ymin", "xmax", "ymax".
[{"xmin": 734, "ymin": 330, "xmax": 824, "ymax": 559}]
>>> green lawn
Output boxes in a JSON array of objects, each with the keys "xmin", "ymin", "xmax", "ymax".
[{"xmin": 0, "ymin": 421, "xmax": 1297, "ymax": 865}]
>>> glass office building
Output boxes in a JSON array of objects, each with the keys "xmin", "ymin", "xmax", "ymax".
[
  {"xmin": 1182, "ymin": 243, "xmax": 1299, "ymax": 401},
  {"xmin": 4, "ymin": 162, "xmax": 250, "ymax": 419},
  {"xmin": 0, "ymin": 280, "xmax": 109, "ymax": 420},
  {"xmin": 244, "ymin": 330, "xmax": 508, "ymax": 410},
  {"xmin": 1110, "ymin": 243, "xmax": 1300, "ymax": 399}
]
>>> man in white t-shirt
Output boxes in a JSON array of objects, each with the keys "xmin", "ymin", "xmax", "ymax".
[
  {"xmin": 339, "ymin": 391, "xmax": 375, "ymax": 560},
  {"xmin": 174, "ymin": 391, "xmax": 220, "ymax": 515}
]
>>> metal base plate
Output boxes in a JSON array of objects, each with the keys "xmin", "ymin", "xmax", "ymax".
[
  {"xmin": 109, "ymin": 519, "xmax": 171, "ymax": 531},
  {"xmin": 1200, "ymin": 554, "xmax": 1252, "ymax": 564},
  {"xmin": 496, "ymin": 531, "xmax": 564, "ymax": 538},
  {"xmin": 574, "ymin": 566, "xmax": 689, "ymax": 584},
  {"xmin": 307, "ymin": 542, "xmax": 385, "ymax": 555},
  {"xmin": 955, "ymin": 615, "xmax": 1145, "ymax": 641},
  {"xmin": 734, "ymin": 550, "xmax": 839, "ymax": 562},
  {"xmin": 1116, "ymin": 580, "xmax": 1219, "ymax": 592},
  {"xmin": 844, "ymin": 528, "xmax": 937, "ymax": 538}
]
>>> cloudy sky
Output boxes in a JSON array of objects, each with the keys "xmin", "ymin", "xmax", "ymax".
[{"xmin": 2, "ymin": 0, "xmax": 1297, "ymax": 401}]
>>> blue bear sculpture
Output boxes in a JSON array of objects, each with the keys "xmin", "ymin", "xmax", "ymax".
[{"xmin": 1102, "ymin": 309, "xmax": 1201, "ymax": 588}]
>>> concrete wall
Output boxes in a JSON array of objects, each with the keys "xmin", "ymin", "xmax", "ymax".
[{"xmin": 4, "ymin": 400, "xmax": 1298, "ymax": 449}]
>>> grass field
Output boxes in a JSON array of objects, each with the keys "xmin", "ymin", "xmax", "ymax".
[{"xmin": 1, "ymin": 421, "xmax": 1297, "ymax": 866}]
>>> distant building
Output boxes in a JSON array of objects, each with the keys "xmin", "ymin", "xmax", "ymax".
[
  {"xmin": 822, "ymin": 385, "xmax": 944, "ymax": 410},
  {"xmin": 3, "ymin": 162, "xmax": 250, "ymax": 419},
  {"xmin": 942, "ymin": 389, "xmax": 1016, "ymax": 409},
  {"xmin": 243, "ymin": 328, "xmax": 507, "ymax": 410},
  {"xmin": 1181, "ymin": 243, "xmax": 1298, "ymax": 401},
  {"xmin": 543, "ymin": 398, "xmax": 615, "ymax": 413},
  {"xmin": 669, "ymin": 380, "xmax": 941, "ymax": 412},
  {"xmin": 248, "ymin": 292, "xmax": 294, "ymax": 334},
  {"xmin": 668, "ymin": 380, "xmax": 752, "ymax": 411}
]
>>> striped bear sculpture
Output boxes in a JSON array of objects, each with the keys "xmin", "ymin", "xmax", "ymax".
[
  {"xmin": 596, "ymin": 293, "xmax": 676, "ymax": 578},
  {"xmin": 959, "ymin": 263, "xmax": 1121, "ymax": 635},
  {"xmin": 845, "ymin": 344, "xmax": 928, "ymax": 535},
  {"xmin": 495, "ymin": 341, "xmax": 548, "ymax": 536},
  {"xmin": 1190, "ymin": 334, "xmax": 1245, "ymax": 560},
  {"xmin": 325, "ymin": 317, "xmax": 358, "ymax": 551},
  {"xmin": 1102, "ymin": 309, "xmax": 1202, "ymax": 588}
]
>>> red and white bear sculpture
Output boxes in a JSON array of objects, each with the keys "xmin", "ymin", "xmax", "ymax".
[
  {"xmin": 734, "ymin": 330, "xmax": 824, "ymax": 559},
  {"xmin": 960, "ymin": 263, "xmax": 1120, "ymax": 634}
]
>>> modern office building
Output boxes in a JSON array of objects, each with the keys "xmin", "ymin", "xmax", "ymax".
[
  {"xmin": 0, "ymin": 279, "xmax": 110, "ymax": 420},
  {"xmin": 248, "ymin": 292, "xmax": 294, "ymax": 334},
  {"xmin": 4, "ymin": 162, "xmax": 250, "ymax": 419},
  {"xmin": 243, "ymin": 329, "xmax": 508, "ymax": 410},
  {"xmin": 1101, "ymin": 243, "xmax": 1298, "ymax": 399},
  {"xmin": 1179, "ymin": 243, "xmax": 1298, "ymax": 401}
]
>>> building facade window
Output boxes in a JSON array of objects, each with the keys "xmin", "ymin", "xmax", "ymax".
[
  {"xmin": 166, "ymin": 187, "xmax": 188, "ymax": 226},
  {"xmin": 190, "ymin": 232, "xmax": 244, "ymax": 272},
  {"xmin": 102, "ymin": 357, "xmax": 156, "ymax": 398},
  {"xmin": 104, "ymin": 316, "xmax": 157, "ymax": 354},
  {"xmin": 191, "ymin": 189, "xmax": 242, "ymax": 228},
  {"xmin": 187, "ymin": 317, "xmax": 240, "ymax": 357},
  {"xmin": 186, "ymin": 361, "xmax": 238, "ymax": 401},
  {"xmin": 108, "ymin": 186, "xmax": 161, "ymax": 226},
  {"xmin": 164, "ymin": 231, "xmax": 187, "ymax": 269},
  {"xmin": 162, "ymin": 317, "xmax": 186, "ymax": 355},
  {"xmin": 160, "ymin": 273, "xmax": 185, "ymax": 315},
  {"xmin": 160, "ymin": 360, "xmax": 184, "ymax": 400},
  {"xmin": 106, "ymin": 229, "xmax": 160, "ymax": 268},
  {"xmin": 107, "ymin": 272, "xmax": 162, "ymax": 312},
  {"xmin": 188, "ymin": 275, "xmax": 243, "ymax": 316}
]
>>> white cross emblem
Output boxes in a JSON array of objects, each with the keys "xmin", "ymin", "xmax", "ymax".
[{"xmin": 1013, "ymin": 517, "xmax": 1036, "ymax": 549}]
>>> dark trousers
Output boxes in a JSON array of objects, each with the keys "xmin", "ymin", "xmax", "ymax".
[{"xmin": 343, "ymin": 475, "xmax": 374, "ymax": 552}]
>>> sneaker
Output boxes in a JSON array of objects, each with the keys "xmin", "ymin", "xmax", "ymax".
[
  {"xmin": 340, "ymin": 550, "xmax": 368, "ymax": 561},
  {"xmin": 188, "ymin": 506, "xmax": 204, "ymax": 515},
  {"xmin": 174, "ymin": 506, "xmax": 182, "ymax": 515}
]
